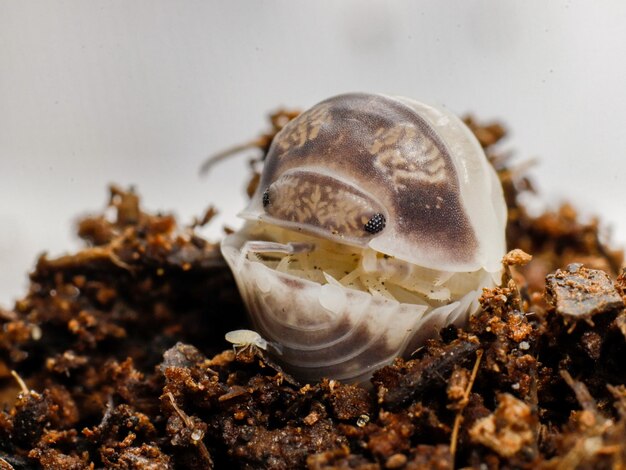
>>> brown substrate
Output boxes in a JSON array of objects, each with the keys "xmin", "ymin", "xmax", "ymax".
[{"xmin": 1, "ymin": 114, "xmax": 625, "ymax": 469}]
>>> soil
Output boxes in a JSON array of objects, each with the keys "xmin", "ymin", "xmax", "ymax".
[{"xmin": 1, "ymin": 111, "xmax": 625, "ymax": 469}]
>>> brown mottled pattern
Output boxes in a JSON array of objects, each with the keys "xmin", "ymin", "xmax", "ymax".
[
  {"xmin": 259, "ymin": 93, "xmax": 478, "ymax": 261},
  {"xmin": 266, "ymin": 170, "xmax": 384, "ymax": 239},
  {"xmin": 370, "ymin": 124, "xmax": 447, "ymax": 187},
  {"xmin": 276, "ymin": 103, "xmax": 332, "ymax": 152}
]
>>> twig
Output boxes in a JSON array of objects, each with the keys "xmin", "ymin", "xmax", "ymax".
[
  {"xmin": 450, "ymin": 349, "xmax": 483, "ymax": 464},
  {"xmin": 166, "ymin": 392, "xmax": 214, "ymax": 468},
  {"xmin": 199, "ymin": 139, "xmax": 265, "ymax": 176},
  {"xmin": 39, "ymin": 245, "xmax": 132, "ymax": 272},
  {"xmin": 10, "ymin": 370, "xmax": 30, "ymax": 396},
  {"xmin": 560, "ymin": 370, "xmax": 598, "ymax": 413}
]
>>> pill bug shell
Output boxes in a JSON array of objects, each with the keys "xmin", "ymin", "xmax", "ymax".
[
  {"xmin": 241, "ymin": 93, "xmax": 506, "ymax": 273},
  {"xmin": 222, "ymin": 93, "xmax": 507, "ymax": 383}
]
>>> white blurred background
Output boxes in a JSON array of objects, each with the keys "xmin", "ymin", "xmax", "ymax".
[{"xmin": 2, "ymin": 0, "xmax": 626, "ymax": 306}]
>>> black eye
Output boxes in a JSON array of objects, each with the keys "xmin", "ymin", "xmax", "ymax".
[
  {"xmin": 364, "ymin": 213, "xmax": 385, "ymax": 234},
  {"xmin": 262, "ymin": 188, "xmax": 270, "ymax": 207}
]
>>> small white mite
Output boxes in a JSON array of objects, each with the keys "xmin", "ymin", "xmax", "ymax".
[
  {"xmin": 225, "ymin": 329, "xmax": 268, "ymax": 351},
  {"xmin": 221, "ymin": 93, "xmax": 507, "ymax": 383}
]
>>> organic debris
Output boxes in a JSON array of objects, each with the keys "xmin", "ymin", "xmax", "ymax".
[
  {"xmin": 0, "ymin": 111, "xmax": 624, "ymax": 469},
  {"xmin": 545, "ymin": 264, "xmax": 624, "ymax": 318}
]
